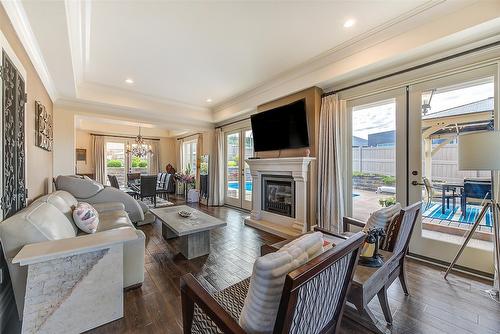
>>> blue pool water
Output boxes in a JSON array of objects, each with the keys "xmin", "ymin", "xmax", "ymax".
[{"xmin": 228, "ymin": 182, "xmax": 253, "ymax": 191}]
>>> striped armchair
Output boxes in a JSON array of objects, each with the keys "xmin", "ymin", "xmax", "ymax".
[{"xmin": 181, "ymin": 231, "xmax": 365, "ymax": 334}]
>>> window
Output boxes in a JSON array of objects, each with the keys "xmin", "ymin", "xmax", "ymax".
[
  {"xmin": 182, "ymin": 140, "xmax": 197, "ymax": 175},
  {"xmin": 105, "ymin": 142, "xmax": 126, "ymax": 187}
]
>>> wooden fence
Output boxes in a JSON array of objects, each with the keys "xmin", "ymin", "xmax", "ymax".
[{"xmin": 353, "ymin": 144, "xmax": 489, "ymax": 183}]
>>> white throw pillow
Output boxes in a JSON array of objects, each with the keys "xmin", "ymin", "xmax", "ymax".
[
  {"xmin": 72, "ymin": 202, "xmax": 99, "ymax": 234},
  {"xmin": 363, "ymin": 203, "xmax": 402, "ymax": 232},
  {"xmin": 239, "ymin": 232, "xmax": 324, "ymax": 334}
]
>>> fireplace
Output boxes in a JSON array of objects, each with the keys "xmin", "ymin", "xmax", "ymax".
[
  {"xmin": 262, "ymin": 175, "xmax": 295, "ymax": 218},
  {"xmin": 244, "ymin": 157, "xmax": 315, "ymax": 238}
]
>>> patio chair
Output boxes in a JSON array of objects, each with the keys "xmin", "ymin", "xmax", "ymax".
[
  {"xmin": 461, "ymin": 178, "xmax": 491, "ymax": 217},
  {"xmin": 181, "ymin": 231, "xmax": 366, "ymax": 334},
  {"xmin": 423, "ymin": 177, "xmax": 460, "ymax": 213}
]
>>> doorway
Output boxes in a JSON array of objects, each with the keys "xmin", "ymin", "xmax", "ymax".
[
  {"xmin": 408, "ymin": 65, "xmax": 497, "ymax": 274},
  {"xmin": 224, "ymin": 128, "xmax": 254, "ymax": 210}
]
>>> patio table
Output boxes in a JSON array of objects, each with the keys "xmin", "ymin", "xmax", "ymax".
[{"xmin": 437, "ymin": 182, "xmax": 463, "ymax": 214}]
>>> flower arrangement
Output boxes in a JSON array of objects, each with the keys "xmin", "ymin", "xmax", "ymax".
[{"xmin": 174, "ymin": 164, "xmax": 196, "ymax": 185}]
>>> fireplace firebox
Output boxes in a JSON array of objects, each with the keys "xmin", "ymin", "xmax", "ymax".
[{"xmin": 262, "ymin": 175, "xmax": 295, "ymax": 218}]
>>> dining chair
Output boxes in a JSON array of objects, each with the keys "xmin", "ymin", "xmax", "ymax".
[
  {"xmin": 140, "ymin": 175, "xmax": 158, "ymax": 207},
  {"xmin": 127, "ymin": 172, "xmax": 141, "ymax": 187},
  {"xmin": 107, "ymin": 175, "xmax": 120, "ymax": 189}
]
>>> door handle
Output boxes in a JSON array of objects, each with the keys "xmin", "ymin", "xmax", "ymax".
[{"xmin": 411, "ymin": 181, "xmax": 424, "ymax": 186}]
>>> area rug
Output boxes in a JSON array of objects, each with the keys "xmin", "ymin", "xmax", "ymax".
[{"xmin": 422, "ymin": 202, "xmax": 492, "ymax": 227}]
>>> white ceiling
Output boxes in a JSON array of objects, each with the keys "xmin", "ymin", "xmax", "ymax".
[
  {"xmin": 85, "ymin": 1, "xmax": 427, "ymax": 106},
  {"xmin": 8, "ymin": 0, "xmax": 496, "ymax": 133}
]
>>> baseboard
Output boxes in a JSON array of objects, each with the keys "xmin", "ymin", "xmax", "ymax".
[{"xmin": 408, "ymin": 252, "xmax": 494, "ymax": 281}]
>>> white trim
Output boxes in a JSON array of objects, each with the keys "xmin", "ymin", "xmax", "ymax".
[{"xmin": 1, "ymin": 1, "xmax": 57, "ymax": 101}]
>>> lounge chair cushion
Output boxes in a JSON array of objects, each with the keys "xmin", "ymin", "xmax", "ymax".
[{"xmin": 238, "ymin": 232, "xmax": 324, "ymax": 333}]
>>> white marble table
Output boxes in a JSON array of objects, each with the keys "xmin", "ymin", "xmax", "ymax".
[
  {"xmin": 150, "ymin": 205, "xmax": 226, "ymax": 259},
  {"xmin": 13, "ymin": 228, "xmax": 137, "ymax": 334}
]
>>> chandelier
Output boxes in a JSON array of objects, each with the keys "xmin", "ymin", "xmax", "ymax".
[{"xmin": 126, "ymin": 127, "xmax": 153, "ymax": 158}]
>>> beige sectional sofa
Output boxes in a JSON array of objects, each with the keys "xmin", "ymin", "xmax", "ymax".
[{"xmin": 0, "ymin": 190, "xmax": 145, "ymax": 318}]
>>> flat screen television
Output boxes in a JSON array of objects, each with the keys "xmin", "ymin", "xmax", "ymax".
[{"xmin": 251, "ymin": 99, "xmax": 309, "ymax": 152}]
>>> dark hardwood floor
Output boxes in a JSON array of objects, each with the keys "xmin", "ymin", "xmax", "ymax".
[{"xmin": 87, "ymin": 196, "xmax": 500, "ymax": 334}]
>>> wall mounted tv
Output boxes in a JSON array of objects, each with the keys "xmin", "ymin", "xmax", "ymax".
[{"xmin": 251, "ymin": 99, "xmax": 309, "ymax": 152}]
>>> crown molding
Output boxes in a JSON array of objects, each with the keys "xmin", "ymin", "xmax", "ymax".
[
  {"xmin": 55, "ymin": 97, "xmax": 214, "ymax": 131},
  {"xmin": 1, "ymin": 0, "xmax": 58, "ymax": 101}
]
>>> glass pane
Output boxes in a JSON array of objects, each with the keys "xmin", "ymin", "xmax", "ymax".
[
  {"xmin": 182, "ymin": 141, "xmax": 197, "ymax": 175},
  {"xmin": 352, "ymin": 99, "xmax": 396, "ymax": 221},
  {"xmin": 420, "ymin": 78, "xmax": 494, "ymax": 243},
  {"xmin": 226, "ymin": 133, "xmax": 240, "ymax": 199},
  {"xmin": 106, "ymin": 142, "xmax": 126, "ymax": 187},
  {"xmin": 244, "ymin": 130, "xmax": 254, "ymax": 202},
  {"xmin": 130, "ymin": 146, "xmax": 150, "ymax": 175}
]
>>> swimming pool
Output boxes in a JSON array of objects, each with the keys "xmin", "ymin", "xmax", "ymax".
[{"xmin": 228, "ymin": 182, "xmax": 253, "ymax": 192}]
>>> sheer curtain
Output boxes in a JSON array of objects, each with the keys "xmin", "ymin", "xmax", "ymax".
[
  {"xmin": 92, "ymin": 135, "xmax": 106, "ymax": 185},
  {"xmin": 150, "ymin": 140, "xmax": 160, "ymax": 175},
  {"xmin": 317, "ymin": 94, "xmax": 347, "ymax": 232},
  {"xmin": 209, "ymin": 128, "xmax": 224, "ymax": 206}
]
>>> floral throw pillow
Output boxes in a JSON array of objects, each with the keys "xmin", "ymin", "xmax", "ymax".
[{"xmin": 72, "ymin": 202, "xmax": 99, "ymax": 234}]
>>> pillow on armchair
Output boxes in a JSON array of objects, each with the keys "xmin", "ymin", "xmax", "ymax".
[
  {"xmin": 239, "ymin": 232, "xmax": 324, "ymax": 333},
  {"xmin": 363, "ymin": 203, "xmax": 401, "ymax": 232}
]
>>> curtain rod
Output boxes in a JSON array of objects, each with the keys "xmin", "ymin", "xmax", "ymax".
[
  {"xmin": 215, "ymin": 118, "xmax": 250, "ymax": 130},
  {"xmin": 322, "ymin": 41, "xmax": 500, "ymax": 98},
  {"xmin": 90, "ymin": 133, "xmax": 160, "ymax": 141},
  {"xmin": 176, "ymin": 132, "xmax": 202, "ymax": 141}
]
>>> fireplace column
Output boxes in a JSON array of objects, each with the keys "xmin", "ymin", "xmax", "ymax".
[
  {"xmin": 250, "ymin": 170, "xmax": 262, "ymax": 221},
  {"xmin": 292, "ymin": 171, "xmax": 308, "ymax": 233}
]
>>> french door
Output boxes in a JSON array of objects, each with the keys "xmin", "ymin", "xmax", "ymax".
[
  {"xmin": 345, "ymin": 88, "xmax": 407, "ymax": 222},
  {"xmin": 408, "ymin": 65, "xmax": 497, "ymax": 274},
  {"xmin": 225, "ymin": 128, "xmax": 253, "ymax": 210}
]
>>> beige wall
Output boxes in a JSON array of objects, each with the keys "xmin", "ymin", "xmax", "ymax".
[
  {"xmin": 75, "ymin": 129, "xmax": 93, "ymax": 174},
  {"xmin": 53, "ymin": 106, "xmax": 76, "ymax": 176},
  {"xmin": 159, "ymin": 137, "xmax": 176, "ymax": 171},
  {"xmin": 0, "ymin": 5, "xmax": 53, "ymax": 200}
]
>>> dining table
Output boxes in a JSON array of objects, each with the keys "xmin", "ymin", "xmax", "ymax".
[{"xmin": 436, "ymin": 182, "xmax": 463, "ymax": 214}]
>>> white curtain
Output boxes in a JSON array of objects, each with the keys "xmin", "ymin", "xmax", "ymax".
[
  {"xmin": 150, "ymin": 140, "xmax": 160, "ymax": 175},
  {"xmin": 209, "ymin": 128, "xmax": 225, "ymax": 206},
  {"xmin": 317, "ymin": 94, "xmax": 347, "ymax": 232},
  {"xmin": 92, "ymin": 135, "xmax": 106, "ymax": 185}
]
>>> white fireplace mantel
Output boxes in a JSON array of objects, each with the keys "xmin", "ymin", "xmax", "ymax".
[{"xmin": 244, "ymin": 157, "xmax": 315, "ymax": 238}]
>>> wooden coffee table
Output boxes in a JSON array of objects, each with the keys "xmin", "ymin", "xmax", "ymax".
[{"xmin": 150, "ymin": 205, "xmax": 226, "ymax": 259}]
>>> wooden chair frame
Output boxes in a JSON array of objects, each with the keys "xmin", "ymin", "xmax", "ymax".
[
  {"xmin": 180, "ymin": 231, "xmax": 366, "ymax": 334},
  {"xmin": 341, "ymin": 202, "xmax": 421, "ymax": 333}
]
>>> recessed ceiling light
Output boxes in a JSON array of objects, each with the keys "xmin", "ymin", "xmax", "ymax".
[
  {"xmin": 125, "ymin": 78, "xmax": 134, "ymax": 84},
  {"xmin": 343, "ymin": 19, "xmax": 356, "ymax": 28},
  {"xmin": 206, "ymin": 98, "xmax": 212, "ymax": 103}
]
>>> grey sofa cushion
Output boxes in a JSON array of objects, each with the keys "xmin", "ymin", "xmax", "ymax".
[
  {"xmin": 96, "ymin": 211, "xmax": 134, "ymax": 232},
  {"xmin": 55, "ymin": 175, "xmax": 104, "ymax": 198}
]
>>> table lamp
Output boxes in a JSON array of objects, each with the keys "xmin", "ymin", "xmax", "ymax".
[{"xmin": 445, "ymin": 131, "xmax": 500, "ymax": 297}]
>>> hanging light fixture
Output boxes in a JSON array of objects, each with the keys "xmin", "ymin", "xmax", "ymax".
[{"xmin": 126, "ymin": 126, "xmax": 153, "ymax": 158}]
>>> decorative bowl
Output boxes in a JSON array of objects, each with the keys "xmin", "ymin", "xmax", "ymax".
[{"xmin": 178, "ymin": 210, "xmax": 192, "ymax": 218}]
